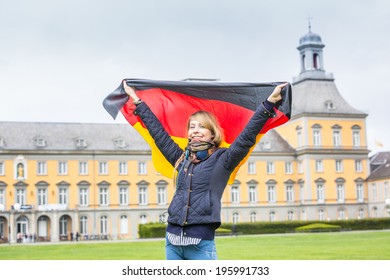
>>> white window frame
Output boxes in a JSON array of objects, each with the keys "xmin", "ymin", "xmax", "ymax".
[
  {"xmin": 286, "ymin": 185, "xmax": 294, "ymax": 202},
  {"xmin": 99, "ymin": 187, "xmax": 109, "ymax": 206},
  {"xmin": 356, "ymin": 183, "xmax": 364, "ymax": 202},
  {"xmin": 315, "ymin": 160, "xmax": 323, "ymax": 172},
  {"xmin": 58, "ymin": 161, "xmax": 68, "ymax": 175},
  {"xmin": 37, "ymin": 161, "xmax": 47, "ymax": 175},
  {"xmin": 249, "ymin": 186, "xmax": 257, "ymax": 203},
  {"xmin": 267, "ymin": 185, "xmax": 276, "ymax": 203},
  {"xmin": 138, "ymin": 162, "xmax": 147, "ymax": 175},
  {"xmin": 79, "ymin": 161, "xmax": 88, "ymax": 175},
  {"xmin": 352, "ymin": 130, "xmax": 360, "ymax": 147},
  {"xmin": 231, "ymin": 186, "xmax": 240, "ymax": 203},
  {"xmin": 337, "ymin": 184, "xmax": 345, "ymax": 203},
  {"xmin": 79, "ymin": 187, "xmax": 89, "ymax": 206},
  {"xmin": 119, "ymin": 187, "xmax": 129, "ymax": 206},
  {"xmin": 355, "ymin": 160, "xmax": 363, "ymax": 173},
  {"xmin": 317, "ymin": 183, "xmax": 325, "ymax": 203},
  {"xmin": 157, "ymin": 186, "xmax": 167, "ymax": 205},
  {"xmin": 266, "ymin": 162, "xmax": 275, "ymax": 174},
  {"xmin": 313, "ymin": 130, "xmax": 321, "ymax": 146},
  {"xmin": 0, "ymin": 162, "xmax": 4, "ymax": 175},
  {"xmin": 99, "ymin": 162, "xmax": 108, "ymax": 175},
  {"xmin": 285, "ymin": 162, "xmax": 293, "ymax": 174},
  {"xmin": 248, "ymin": 162, "xmax": 256, "ymax": 174},
  {"xmin": 333, "ymin": 130, "xmax": 342, "ymax": 147},
  {"xmin": 119, "ymin": 162, "xmax": 128, "ymax": 175},
  {"xmin": 59, "ymin": 187, "xmax": 68, "ymax": 205},
  {"xmin": 138, "ymin": 186, "xmax": 148, "ymax": 205},
  {"xmin": 37, "ymin": 188, "xmax": 47, "ymax": 206},
  {"xmin": 335, "ymin": 160, "xmax": 343, "ymax": 172}
]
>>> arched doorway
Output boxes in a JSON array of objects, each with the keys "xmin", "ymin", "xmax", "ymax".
[
  {"xmin": 59, "ymin": 215, "xmax": 72, "ymax": 241},
  {"xmin": 37, "ymin": 215, "xmax": 51, "ymax": 242}
]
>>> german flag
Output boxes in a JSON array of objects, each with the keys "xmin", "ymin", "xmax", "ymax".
[{"xmin": 103, "ymin": 79, "xmax": 292, "ymax": 184}]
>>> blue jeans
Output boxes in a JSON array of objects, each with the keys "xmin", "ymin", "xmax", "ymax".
[{"xmin": 165, "ymin": 237, "xmax": 218, "ymax": 260}]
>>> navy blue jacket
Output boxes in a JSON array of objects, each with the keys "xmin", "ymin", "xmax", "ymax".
[{"xmin": 134, "ymin": 102, "xmax": 273, "ymax": 228}]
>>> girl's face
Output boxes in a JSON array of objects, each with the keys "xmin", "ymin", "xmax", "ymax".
[{"xmin": 188, "ymin": 119, "xmax": 214, "ymax": 143}]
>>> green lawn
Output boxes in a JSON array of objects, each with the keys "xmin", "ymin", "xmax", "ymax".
[{"xmin": 1, "ymin": 230, "xmax": 389, "ymax": 260}]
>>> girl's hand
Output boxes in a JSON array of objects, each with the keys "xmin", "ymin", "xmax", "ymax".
[
  {"xmin": 123, "ymin": 80, "xmax": 140, "ymax": 102},
  {"xmin": 267, "ymin": 82, "xmax": 288, "ymax": 103}
]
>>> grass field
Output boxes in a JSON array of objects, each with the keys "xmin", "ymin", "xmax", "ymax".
[{"xmin": 1, "ymin": 230, "xmax": 389, "ymax": 260}]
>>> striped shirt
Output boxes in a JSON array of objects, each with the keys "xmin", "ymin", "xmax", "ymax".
[{"xmin": 166, "ymin": 231, "xmax": 201, "ymax": 246}]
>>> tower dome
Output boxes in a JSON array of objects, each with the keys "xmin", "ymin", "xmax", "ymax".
[{"xmin": 299, "ymin": 30, "xmax": 324, "ymax": 47}]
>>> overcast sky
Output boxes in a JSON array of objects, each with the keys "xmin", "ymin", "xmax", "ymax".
[{"xmin": 0, "ymin": 0, "xmax": 389, "ymax": 154}]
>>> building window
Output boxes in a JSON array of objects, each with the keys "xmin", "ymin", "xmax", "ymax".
[
  {"xmin": 99, "ymin": 162, "xmax": 108, "ymax": 175},
  {"xmin": 231, "ymin": 186, "xmax": 240, "ymax": 203},
  {"xmin": 315, "ymin": 160, "xmax": 323, "ymax": 172},
  {"xmin": 99, "ymin": 188, "xmax": 109, "ymax": 206},
  {"xmin": 58, "ymin": 161, "xmax": 68, "ymax": 175},
  {"xmin": 119, "ymin": 187, "xmax": 129, "ymax": 206},
  {"xmin": 287, "ymin": 211, "xmax": 294, "ymax": 221},
  {"xmin": 337, "ymin": 184, "xmax": 345, "ymax": 203},
  {"xmin": 269, "ymin": 211, "xmax": 276, "ymax": 222},
  {"xmin": 313, "ymin": 130, "xmax": 321, "ymax": 146},
  {"xmin": 335, "ymin": 160, "xmax": 343, "ymax": 172},
  {"xmin": 0, "ymin": 189, "xmax": 5, "ymax": 206},
  {"xmin": 16, "ymin": 189, "xmax": 26, "ymax": 205},
  {"xmin": 140, "ymin": 214, "xmax": 148, "ymax": 224},
  {"xmin": 232, "ymin": 212, "xmax": 239, "ymax": 224},
  {"xmin": 59, "ymin": 188, "xmax": 68, "ymax": 205},
  {"xmin": 37, "ymin": 188, "xmax": 47, "ymax": 205},
  {"xmin": 286, "ymin": 185, "xmax": 294, "ymax": 202},
  {"xmin": 266, "ymin": 162, "xmax": 275, "ymax": 174},
  {"xmin": 248, "ymin": 162, "xmax": 256, "ymax": 174},
  {"xmin": 119, "ymin": 162, "xmax": 128, "ymax": 175},
  {"xmin": 80, "ymin": 216, "xmax": 88, "ymax": 236},
  {"xmin": 100, "ymin": 216, "xmax": 108, "ymax": 235},
  {"xmin": 79, "ymin": 188, "xmax": 89, "ymax": 206},
  {"xmin": 120, "ymin": 215, "xmax": 128, "ymax": 234},
  {"xmin": 0, "ymin": 162, "xmax": 4, "ymax": 175},
  {"xmin": 138, "ymin": 187, "xmax": 148, "ymax": 205},
  {"xmin": 318, "ymin": 209, "xmax": 325, "ymax": 221},
  {"xmin": 59, "ymin": 216, "xmax": 68, "ymax": 237},
  {"xmin": 267, "ymin": 185, "xmax": 276, "ymax": 203},
  {"xmin": 138, "ymin": 162, "xmax": 147, "ymax": 175},
  {"xmin": 157, "ymin": 186, "xmax": 167, "ymax": 205},
  {"xmin": 371, "ymin": 207, "xmax": 378, "ymax": 218},
  {"xmin": 355, "ymin": 160, "xmax": 363, "ymax": 173},
  {"xmin": 356, "ymin": 183, "xmax": 364, "ymax": 202},
  {"xmin": 79, "ymin": 161, "xmax": 88, "ymax": 175},
  {"xmin": 317, "ymin": 183, "xmax": 325, "ymax": 203},
  {"xmin": 37, "ymin": 161, "xmax": 47, "ymax": 175},
  {"xmin": 250, "ymin": 212, "xmax": 256, "ymax": 222},
  {"xmin": 358, "ymin": 209, "xmax": 365, "ymax": 219},
  {"xmin": 352, "ymin": 129, "xmax": 361, "ymax": 147},
  {"xmin": 285, "ymin": 162, "xmax": 293, "ymax": 174},
  {"xmin": 249, "ymin": 186, "xmax": 257, "ymax": 203},
  {"xmin": 338, "ymin": 208, "xmax": 346, "ymax": 220},
  {"xmin": 333, "ymin": 130, "xmax": 342, "ymax": 147}
]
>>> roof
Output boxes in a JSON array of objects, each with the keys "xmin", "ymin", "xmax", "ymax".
[
  {"xmin": 367, "ymin": 151, "xmax": 390, "ymax": 181},
  {"xmin": 0, "ymin": 121, "xmax": 149, "ymax": 152},
  {"xmin": 0, "ymin": 121, "xmax": 293, "ymax": 154},
  {"xmin": 291, "ymin": 79, "xmax": 367, "ymax": 118}
]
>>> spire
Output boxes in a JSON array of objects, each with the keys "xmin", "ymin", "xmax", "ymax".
[{"xmin": 292, "ymin": 22, "xmax": 334, "ymax": 84}]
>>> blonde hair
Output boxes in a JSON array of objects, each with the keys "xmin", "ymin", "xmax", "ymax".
[
  {"xmin": 186, "ymin": 110, "xmax": 223, "ymax": 148},
  {"xmin": 172, "ymin": 111, "xmax": 224, "ymax": 186}
]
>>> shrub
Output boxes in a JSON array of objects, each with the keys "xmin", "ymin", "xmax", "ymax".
[{"xmin": 295, "ymin": 223, "xmax": 341, "ymax": 232}]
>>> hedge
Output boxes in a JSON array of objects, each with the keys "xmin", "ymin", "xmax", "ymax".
[{"xmin": 138, "ymin": 218, "xmax": 390, "ymax": 238}]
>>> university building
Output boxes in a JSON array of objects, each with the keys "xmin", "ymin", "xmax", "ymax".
[{"xmin": 1, "ymin": 28, "xmax": 389, "ymax": 242}]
